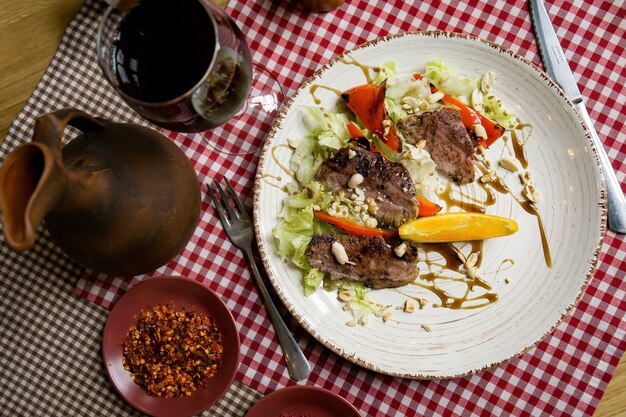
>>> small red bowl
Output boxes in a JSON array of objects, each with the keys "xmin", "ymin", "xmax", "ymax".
[
  {"xmin": 245, "ymin": 385, "xmax": 362, "ymax": 417},
  {"xmin": 102, "ymin": 276, "xmax": 240, "ymax": 417}
]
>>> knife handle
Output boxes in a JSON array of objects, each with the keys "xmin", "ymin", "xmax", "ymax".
[{"xmin": 575, "ymin": 102, "xmax": 626, "ymax": 234}]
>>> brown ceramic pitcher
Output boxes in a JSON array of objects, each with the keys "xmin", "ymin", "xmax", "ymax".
[{"xmin": 0, "ymin": 108, "xmax": 201, "ymax": 275}]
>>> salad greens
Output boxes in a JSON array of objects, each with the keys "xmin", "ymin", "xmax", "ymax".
[
  {"xmin": 273, "ymin": 180, "xmax": 334, "ymax": 295},
  {"xmin": 273, "ymin": 59, "xmax": 518, "ymax": 321},
  {"xmin": 424, "ymin": 58, "xmax": 480, "ymax": 97}
]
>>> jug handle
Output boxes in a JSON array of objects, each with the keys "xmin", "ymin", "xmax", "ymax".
[
  {"xmin": 33, "ymin": 108, "xmax": 106, "ymax": 151},
  {"xmin": 0, "ymin": 109, "xmax": 106, "ymax": 251}
]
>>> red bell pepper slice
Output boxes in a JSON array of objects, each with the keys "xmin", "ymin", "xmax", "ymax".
[
  {"xmin": 314, "ymin": 211, "xmax": 398, "ymax": 237},
  {"xmin": 342, "ymin": 84, "xmax": 382, "ymax": 134},
  {"xmin": 342, "ymin": 81, "xmax": 401, "ymax": 152},
  {"xmin": 347, "ymin": 121, "xmax": 365, "ymax": 139},
  {"xmin": 476, "ymin": 115, "xmax": 506, "ymax": 148},
  {"xmin": 417, "ymin": 194, "xmax": 442, "ymax": 217},
  {"xmin": 383, "ymin": 123, "xmax": 401, "ymax": 153},
  {"xmin": 347, "ymin": 121, "xmax": 382, "ymax": 156}
]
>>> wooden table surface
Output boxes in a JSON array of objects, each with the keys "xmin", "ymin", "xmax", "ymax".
[{"xmin": 0, "ymin": 1, "xmax": 624, "ymax": 415}]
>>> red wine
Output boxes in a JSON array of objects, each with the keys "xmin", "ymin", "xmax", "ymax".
[
  {"xmin": 113, "ymin": 0, "xmax": 215, "ymax": 102},
  {"xmin": 110, "ymin": 0, "xmax": 252, "ymax": 132}
]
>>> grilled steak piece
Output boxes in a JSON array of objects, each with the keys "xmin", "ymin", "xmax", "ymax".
[
  {"xmin": 396, "ymin": 108, "xmax": 476, "ymax": 184},
  {"xmin": 306, "ymin": 234, "xmax": 419, "ymax": 289},
  {"xmin": 314, "ymin": 146, "xmax": 419, "ymax": 227}
]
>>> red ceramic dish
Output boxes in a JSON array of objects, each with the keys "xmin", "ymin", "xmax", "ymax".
[
  {"xmin": 245, "ymin": 386, "xmax": 362, "ymax": 417},
  {"xmin": 102, "ymin": 276, "xmax": 240, "ymax": 417}
]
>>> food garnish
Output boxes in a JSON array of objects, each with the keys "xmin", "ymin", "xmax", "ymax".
[
  {"xmin": 121, "ymin": 304, "xmax": 223, "ymax": 398},
  {"xmin": 417, "ymin": 194, "xmax": 442, "ymax": 217},
  {"xmin": 273, "ymin": 58, "xmax": 536, "ymax": 324},
  {"xmin": 399, "ymin": 213, "xmax": 518, "ymax": 243},
  {"xmin": 314, "ymin": 211, "xmax": 397, "ymax": 237},
  {"xmin": 347, "ymin": 121, "xmax": 365, "ymax": 139},
  {"xmin": 342, "ymin": 81, "xmax": 401, "ymax": 152}
]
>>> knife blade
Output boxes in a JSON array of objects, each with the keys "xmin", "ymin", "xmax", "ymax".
[{"xmin": 529, "ymin": 0, "xmax": 626, "ymax": 234}]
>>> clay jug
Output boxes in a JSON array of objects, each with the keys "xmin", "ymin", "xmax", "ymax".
[{"xmin": 0, "ymin": 108, "xmax": 201, "ymax": 275}]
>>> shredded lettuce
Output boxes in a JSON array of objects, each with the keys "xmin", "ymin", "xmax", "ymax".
[
  {"xmin": 386, "ymin": 76, "xmax": 430, "ymax": 101},
  {"xmin": 373, "ymin": 60, "xmax": 397, "ymax": 85},
  {"xmin": 290, "ymin": 136, "xmax": 326, "ymax": 185},
  {"xmin": 386, "ymin": 73, "xmax": 442, "ymax": 122},
  {"xmin": 483, "ymin": 94, "xmax": 518, "ymax": 130},
  {"xmin": 291, "ymin": 107, "xmax": 352, "ymax": 184},
  {"xmin": 302, "ymin": 268, "xmax": 325, "ymax": 296},
  {"xmin": 273, "ymin": 181, "xmax": 335, "ymax": 293},
  {"xmin": 337, "ymin": 281, "xmax": 391, "ymax": 321},
  {"xmin": 274, "ymin": 182, "xmax": 332, "ymax": 256},
  {"xmin": 401, "ymin": 144, "xmax": 438, "ymax": 199},
  {"xmin": 423, "ymin": 58, "xmax": 480, "ymax": 98},
  {"xmin": 302, "ymin": 106, "xmax": 351, "ymax": 140}
]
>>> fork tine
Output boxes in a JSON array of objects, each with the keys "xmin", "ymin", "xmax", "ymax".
[
  {"xmin": 206, "ymin": 181, "xmax": 231, "ymax": 227},
  {"xmin": 224, "ymin": 180, "xmax": 250, "ymax": 222},
  {"xmin": 215, "ymin": 180, "xmax": 241, "ymax": 221}
]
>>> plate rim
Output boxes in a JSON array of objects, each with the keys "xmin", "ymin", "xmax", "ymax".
[
  {"xmin": 101, "ymin": 275, "xmax": 241, "ymax": 417},
  {"xmin": 253, "ymin": 30, "xmax": 607, "ymax": 379}
]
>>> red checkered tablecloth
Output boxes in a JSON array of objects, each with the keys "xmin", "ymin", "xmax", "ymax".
[{"xmin": 1, "ymin": 0, "xmax": 624, "ymax": 416}]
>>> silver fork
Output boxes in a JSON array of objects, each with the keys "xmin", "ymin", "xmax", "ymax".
[{"xmin": 207, "ymin": 179, "xmax": 312, "ymax": 381}]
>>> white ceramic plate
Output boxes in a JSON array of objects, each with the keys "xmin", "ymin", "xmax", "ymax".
[{"xmin": 253, "ymin": 32, "xmax": 605, "ymax": 379}]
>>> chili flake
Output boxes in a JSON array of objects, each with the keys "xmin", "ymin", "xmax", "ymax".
[{"xmin": 121, "ymin": 304, "xmax": 223, "ymax": 398}]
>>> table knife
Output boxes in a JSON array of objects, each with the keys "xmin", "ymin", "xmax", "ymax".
[{"xmin": 529, "ymin": 0, "xmax": 626, "ymax": 234}]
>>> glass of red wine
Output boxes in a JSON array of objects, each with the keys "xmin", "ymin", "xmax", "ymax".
[{"xmin": 96, "ymin": 0, "xmax": 284, "ymax": 155}]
